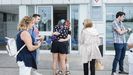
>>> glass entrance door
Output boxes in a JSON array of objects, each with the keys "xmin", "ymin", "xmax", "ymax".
[
  {"xmin": 37, "ymin": 6, "xmax": 53, "ymax": 50},
  {"xmin": 33, "ymin": 5, "xmax": 80, "ymax": 51}
]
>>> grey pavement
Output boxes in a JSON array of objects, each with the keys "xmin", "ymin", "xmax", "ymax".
[{"xmin": 0, "ymin": 52, "xmax": 129, "ymax": 75}]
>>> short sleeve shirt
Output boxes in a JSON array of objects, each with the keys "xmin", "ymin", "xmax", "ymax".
[
  {"xmin": 112, "ymin": 20, "xmax": 127, "ymax": 43},
  {"xmin": 54, "ymin": 25, "xmax": 69, "ymax": 40}
]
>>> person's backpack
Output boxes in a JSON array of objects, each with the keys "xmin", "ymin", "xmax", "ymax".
[{"xmin": 5, "ymin": 37, "xmax": 26, "ymax": 57}]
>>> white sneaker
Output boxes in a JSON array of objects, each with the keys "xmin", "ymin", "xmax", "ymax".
[
  {"xmin": 111, "ymin": 72, "xmax": 117, "ymax": 75},
  {"xmin": 32, "ymin": 70, "xmax": 42, "ymax": 75}
]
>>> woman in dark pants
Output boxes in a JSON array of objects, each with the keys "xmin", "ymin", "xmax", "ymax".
[
  {"xmin": 83, "ymin": 59, "xmax": 96, "ymax": 75},
  {"xmin": 79, "ymin": 19, "xmax": 102, "ymax": 75}
]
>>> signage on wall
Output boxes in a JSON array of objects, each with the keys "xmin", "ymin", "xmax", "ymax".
[{"xmin": 92, "ymin": 0, "xmax": 102, "ymax": 6}]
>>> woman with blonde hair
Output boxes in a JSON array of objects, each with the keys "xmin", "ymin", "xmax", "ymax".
[
  {"xmin": 79, "ymin": 19, "xmax": 102, "ymax": 75},
  {"xmin": 16, "ymin": 16, "xmax": 42, "ymax": 75}
]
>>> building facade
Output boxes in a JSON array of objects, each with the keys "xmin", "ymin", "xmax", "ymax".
[{"xmin": 0, "ymin": 0, "xmax": 133, "ymax": 55}]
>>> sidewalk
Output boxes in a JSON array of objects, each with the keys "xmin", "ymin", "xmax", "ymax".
[{"xmin": 0, "ymin": 53, "xmax": 129, "ymax": 75}]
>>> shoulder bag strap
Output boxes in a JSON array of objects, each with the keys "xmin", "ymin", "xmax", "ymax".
[{"xmin": 14, "ymin": 44, "xmax": 26, "ymax": 57}]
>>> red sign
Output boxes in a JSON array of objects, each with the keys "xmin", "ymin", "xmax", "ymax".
[{"xmin": 92, "ymin": 0, "xmax": 102, "ymax": 6}]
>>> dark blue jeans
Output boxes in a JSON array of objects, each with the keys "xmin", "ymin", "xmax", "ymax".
[{"xmin": 112, "ymin": 43, "xmax": 127, "ymax": 72}]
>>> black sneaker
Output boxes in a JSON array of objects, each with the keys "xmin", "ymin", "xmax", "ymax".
[{"xmin": 119, "ymin": 71, "xmax": 128, "ymax": 74}]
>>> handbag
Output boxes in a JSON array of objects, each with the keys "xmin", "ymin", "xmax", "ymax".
[{"xmin": 95, "ymin": 59, "xmax": 104, "ymax": 70}]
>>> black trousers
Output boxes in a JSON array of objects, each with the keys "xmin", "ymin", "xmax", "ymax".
[{"xmin": 83, "ymin": 59, "xmax": 96, "ymax": 75}]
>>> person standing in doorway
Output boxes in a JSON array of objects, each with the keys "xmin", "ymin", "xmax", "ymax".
[{"xmin": 111, "ymin": 11, "xmax": 130, "ymax": 75}]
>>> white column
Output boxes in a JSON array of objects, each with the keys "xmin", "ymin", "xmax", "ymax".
[
  {"xmin": 19, "ymin": 5, "xmax": 27, "ymax": 22},
  {"xmin": 78, "ymin": 4, "xmax": 88, "ymax": 47},
  {"xmin": 102, "ymin": 1, "xmax": 106, "ymax": 55},
  {"xmin": 78, "ymin": 4, "xmax": 88, "ymax": 36}
]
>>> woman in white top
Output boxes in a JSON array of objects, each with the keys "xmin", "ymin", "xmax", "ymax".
[
  {"xmin": 127, "ymin": 33, "xmax": 133, "ymax": 75},
  {"xmin": 79, "ymin": 19, "xmax": 102, "ymax": 75}
]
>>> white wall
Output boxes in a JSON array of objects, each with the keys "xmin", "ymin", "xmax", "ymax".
[
  {"xmin": 105, "ymin": 0, "xmax": 132, "ymax": 3},
  {"xmin": 11, "ymin": 0, "xmax": 21, "ymax": 4},
  {"xmin": 1, "ymin": 0, "xmax": 133, "ymax": 5},
  {"xmin": 78, "ymin": 4, "xmax": 88, "ymax": 41},
  {"xmin": 19, "ymin": 5, "xmax": 27, "ymax": 22},
  {"xmin": 1, "ymin": 0, "xmax": 11, "ymax": 4},
  {"xmin": 0, "ymin": 0, "xmax": 90, "ymax": 5},
  {"xmin": 70, "ymin": 0, "xmax": 90, "ymax": 4},
  {"xmin": 0, "ymin": 0, "xmax": 1, "ymax": 5},
  {"xmin": 21, "ymin": 0, "xmax": 31, "ymax": 4},
  {"xmin": 31, "ymin": 0, "xmax": 42, "ymax": 4}
]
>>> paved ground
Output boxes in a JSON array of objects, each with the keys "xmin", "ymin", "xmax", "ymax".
[{"xmin": 0, "ymin": 52, "xmax": 129, "ymax": 75}]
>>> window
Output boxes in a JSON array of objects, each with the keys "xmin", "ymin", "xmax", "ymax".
[
  {"xmin": 38, "ymin": 6, "xmax": 52, "ymax": 31},
  {"xmin": 106, "ymin": 5, "xmax": 133, "ymax": 50},
  {"xmin": 91, "ymin": 6, "xmax": 103, "ymax": 21},
  {"xmin": 71, "ymin": 5, "xmax": 79, "ymax": 50},
  {"xmin": 28, "ymin": 6, "xmax": 35, "ymax": 17}
]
